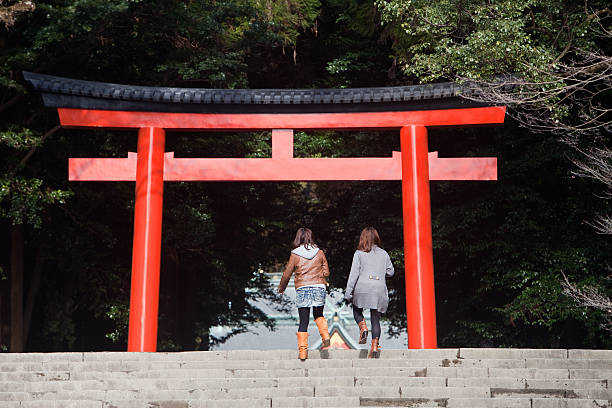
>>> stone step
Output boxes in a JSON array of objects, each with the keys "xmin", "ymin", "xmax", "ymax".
[
  {"xmin": 4, "ymin": 348, "xmax": 611, "ymax": 364},
  {"xmin": 525, "ymin": 358, "xmax": 612, "ymax": 369},
  {"xmin": 458, "ymin": 349, "xmax": 568, "ymax": 359},
  {"xmin": 0, "ymin": 375, "xmax": 455, "ymax": 392},
  {"xmin": 490, "ymin": 387, "xmax": 612, "ymax": 399},
  {"xmin": 4, "ymin": 385, "xmax": 610, "ymax": 401},
  {"xmin": 363, "ymin": 397, "xmax": 529, "ymax": 408},
  {"xmin": 363, "ymin": 398, "xmax": 612, "ymax": 408},
  {"xmin": 314, "ymin": 385, "xmax": 491, "ymax": 398},
  {"xmin": 1, "ymin": 376, "xmax": 608, "ymax": 393},
  {"xmin": 529, "ymin": 399, "xmax": 612, "ymax": 408},
  {"xmin": 0, "ymin": 349, "xmax": 460, "ymax": 362},
  {"xmin": 3, "ymin": 358, "xmax": 611, "ymax": 372},
  {"xmin": 10, "ymin": 399, "xmax": 612, "ymax": 408},
  {"xmin": 4, "ymin": 366, "xmax": 609, "ymax": 381},
  {"xmin": 102, "ymin": 397, "xmax": 359, "ymax": 408},
  {"xmin": 447, "ymin": 398, "xmax": 611, "ymax": 408},
  {"xmin": 448, "ymin": 377, "xmax": 609, "ymax": 389},
  {"xmin": 2, "ymin": 376, "xmax": 447, "ymax": 391},
  {"xmin": 1, "ymin": 349, "xmax": 609, "ymax": 408},
  {"xmin": 1, "ymin": 367, "xmax": 610, "ymax": 382}
]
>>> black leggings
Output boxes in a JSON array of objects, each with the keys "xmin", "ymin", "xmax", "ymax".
[
  {"xmin": 298, "ymin": 306, "xmax": 324, "ymax": 332},
  {"xmin": 353, "ymin": 307, "xmax": 381, "ymax": 339}
]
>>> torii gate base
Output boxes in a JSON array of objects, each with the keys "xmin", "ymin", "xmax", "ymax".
[{"xmin": 59, "ymin": 106, "xmax": 505, "ymax": 351}]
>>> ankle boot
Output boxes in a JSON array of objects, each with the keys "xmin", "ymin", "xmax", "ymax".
[
  {"xmin": 296, "ymin": 332, "xmax": 309, "ymax": 360},
  {"xmin": 358, "ymin": 320, "xmax": 368, "ymax": 344},
  {"xmin": 314, "ymin": 317, "xmax": 331, "ymax": 348},
  {"xmin": 368, "ymin": 338, "xmax": 380, "ymax": 358}
]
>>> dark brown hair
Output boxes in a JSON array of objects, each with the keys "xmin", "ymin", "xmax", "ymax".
[
  {"xmin": 357, "ymin": 227, "xmax": 381, "ymax": 252},
  {"xmin": 293, "ymin": 227, "xmax": 317, "ymax": 249}
]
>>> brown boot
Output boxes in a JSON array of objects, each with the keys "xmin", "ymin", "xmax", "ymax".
[
  {"xmin": 368, "ymin": 338, "xmax": 380, "ymax": 358},
  {"xmin": 358, "ymin": 320, "xmax": 368, "ymax": 344},
  {"xmin": 315, "ymin": 317, "xmax": 331, "ymax": 348},
  {"xmin": 296, "ymin": 332, "xmax": 309, "ymax": 360}
]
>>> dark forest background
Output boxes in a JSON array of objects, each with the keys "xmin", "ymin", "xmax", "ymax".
[{"xmin": 1, "ymin": 0, "xmax": 610, "ymax": 352}]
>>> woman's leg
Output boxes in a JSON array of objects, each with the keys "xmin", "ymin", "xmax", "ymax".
[
  {"xmin": 352, "ymin": 307, "xmax": 365, "ymax": 324},
  {"xmin": 368, "ymin": 309, "xmax": 382, "ymax": 358},
  {"xmin": 370, "ymin": 309, "xmax": 381, "ymax": 339},
  {"xmin": 312, "ymin": 306, "xmax": 330, "ymax": 347},
  {"xmin": 296, "ymin": 307, "xmax": 310, "ymax": 359},
  {"xmin": 312, "ymin": 305, "xmax": 324, "ymax": 320},
  {"xmin": 353, "ymin": 306, "xmax": 368, "ymax": 344},
  {"xmin": 298, "ymin": 307, "xmax": 310, "ymax": 332}
]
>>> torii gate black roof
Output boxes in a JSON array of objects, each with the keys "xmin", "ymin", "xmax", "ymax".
[{"xmin": 23, "ymin": 71, "xmax": 484, "ymax": 114}]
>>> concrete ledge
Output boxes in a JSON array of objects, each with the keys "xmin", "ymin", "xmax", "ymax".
[
  {"xmin": 526, "ymin": 359, "xmax": 612, "ymax": 369},
  {"xmin": 568, "ymin": 349, "xmax": 612, "ymax": 359},
  {"xmin": 531, "ymin": 398, "xmax": 612, "ymax": 408},
  {"xmin": 272, "ymin": 396, "xmax": 359, "ymax": 407},
  {"xmin": 446, "ymin": 398, "xmax": 531, "ymax": 407},
  {"xmin": 459, "ymin": 349, "xmax": 567, "ymax": 359},
  {"xmin": 3, "ymin": 348, "xmax": 611, "ymax": 363},
  {"xmin": 570, "ymin": 369, "xmax": 612, "ymax": 379}
]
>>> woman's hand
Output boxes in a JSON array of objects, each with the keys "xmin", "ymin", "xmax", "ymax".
[{"xmin": 277, "ymin": 287, "xmax": 284, "ymax": 295}]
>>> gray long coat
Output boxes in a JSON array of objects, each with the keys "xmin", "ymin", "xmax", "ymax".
[{"xmin": 344, "ymin": 246, "xmax": 394, "ymax": 313}]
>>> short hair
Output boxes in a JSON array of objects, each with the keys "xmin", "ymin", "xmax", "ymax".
[
  {"xmin": 293, "ymin": 227, "xmax": 317, "ymax": 249},
  {"xmin": 357, "ymin": 227, "xmax": 382, "ymax": 252}
]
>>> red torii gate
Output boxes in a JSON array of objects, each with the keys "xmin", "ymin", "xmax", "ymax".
[{"xmin": 25, "ymin": 72, "xmax": 506, "ymax": 351}]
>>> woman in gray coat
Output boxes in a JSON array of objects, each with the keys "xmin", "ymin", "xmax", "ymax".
[{"xmin": 344, "ymin": 227, "xmax": 394, "ymax": 357}]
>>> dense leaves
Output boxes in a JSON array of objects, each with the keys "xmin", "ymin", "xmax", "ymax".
[
  {"xmin": 377, "ymin": 0, "xmax": 612, "ymax": 136},
  {"xmin": 374, "ymin": 0, "xmax": 611, "ymax": 346},
  {"xmin": 427, "ymin": 126, "xmax": 611, "ymax": 348},
  {"xmin": 1, "ymin": 0, "xmax": 610, "ymax": 351},
  {"xmin": 376, "ymin": 0, "xmax": 608, "ymax": 80}
]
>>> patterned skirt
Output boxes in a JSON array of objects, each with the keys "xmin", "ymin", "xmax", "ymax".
[{"xmin": 295, "ymin": 286, "xmax": 326, "ymax": 308}]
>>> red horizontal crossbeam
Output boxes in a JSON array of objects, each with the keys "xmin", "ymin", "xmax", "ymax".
[
  {"xmin": 58, "ymin": 106, "xmax": 506, "ymax": 130},
  {"xmin": 69, "ymin": 151, "xmax": 496, "ymax": 181}
]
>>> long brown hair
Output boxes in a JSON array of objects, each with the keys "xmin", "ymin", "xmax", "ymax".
[
  {"xmin": 357, "ymin": 227, "xmax": 381, "ymax": 252},
  {"xmin": 293, "ymin": 227, "xmax": 317, "ymax": 249}
]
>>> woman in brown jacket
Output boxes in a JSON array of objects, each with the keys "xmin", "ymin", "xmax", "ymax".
[{"xmin": 278, "ymin": 227, "xmax": 330, "ymax": 360}]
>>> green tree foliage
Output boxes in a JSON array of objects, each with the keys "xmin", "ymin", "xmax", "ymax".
[
  {"xmin": 254, "ymin": 0, "xmax": 321, "ymax": 51},
  {"xmin": 1, "ymin": 0, "xmax": 319, "ymax": 351},
  {"xmin": 1, "ymin": 0, "xmax": 610, "ymax": 352},
  {"xmin": 376, "ymin": 0, "xmax": 611, "ymax": 134},
  {"xmin": 322, "ymin": 0, "xmax": 394, "ymax": 87},
  {"xmin": 426, "ymin": 126, "xmax": 611, "ymax": 348},
  {"xmin": 372, "ymin": 0, "xmax": 611, "ymax": 347},
  {"xmin": 376, "ymin": 0, "xmax": 607, "ymax": 79}
]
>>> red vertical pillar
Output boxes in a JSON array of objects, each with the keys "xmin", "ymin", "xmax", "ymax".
[
  {"xmin": 400, "ymin": 125, "xmax": 438, "ymax": 349},
  {"xmin": 127, "ymin": 127, "xmax": 165, "ymax": 352}
]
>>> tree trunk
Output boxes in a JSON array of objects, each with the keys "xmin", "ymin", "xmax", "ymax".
[{"xmin": 10, "ymin": 224, "xmax": 24, "ymax": 352}]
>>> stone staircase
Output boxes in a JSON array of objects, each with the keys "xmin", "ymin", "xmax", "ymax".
[{"xmin": 1, "ymin": 348, "xmax": 610, "ymax": 407}]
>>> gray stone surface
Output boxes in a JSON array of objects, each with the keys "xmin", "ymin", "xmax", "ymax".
[
  {"xmin": 568, "ymin": 349, "xmax": 612, "ymax": 359},
  {"xmin": 531, "ymin": 398, "xmax": 612, "ymax": 408},
  {"xmin": 446, "ymin": 398, "xmax": 531, "ymax": 407},
  {"xmin": 0, "ymin": 349, "xmax": 610, "ymax": 408},
  {"xmin": 526, "ymin": 358, "xmax": 612, "ymax": 369},
  {"xmin": 570, "ymin": 368, "xmax": 612, "ymax": 379},
  {"xmin": 459, "ymin": 348, "xmax": 568, "ymax": 359}
]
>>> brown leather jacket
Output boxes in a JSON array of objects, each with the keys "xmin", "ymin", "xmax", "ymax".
[{"xmin": 278, "ymin": 250, "xmax": 329, "ymax": 293}]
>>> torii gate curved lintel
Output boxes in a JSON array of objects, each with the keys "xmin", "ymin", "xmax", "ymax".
[{"xmin": 24, "ymin": 72, "xmax": 506, "ymax": 351}]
